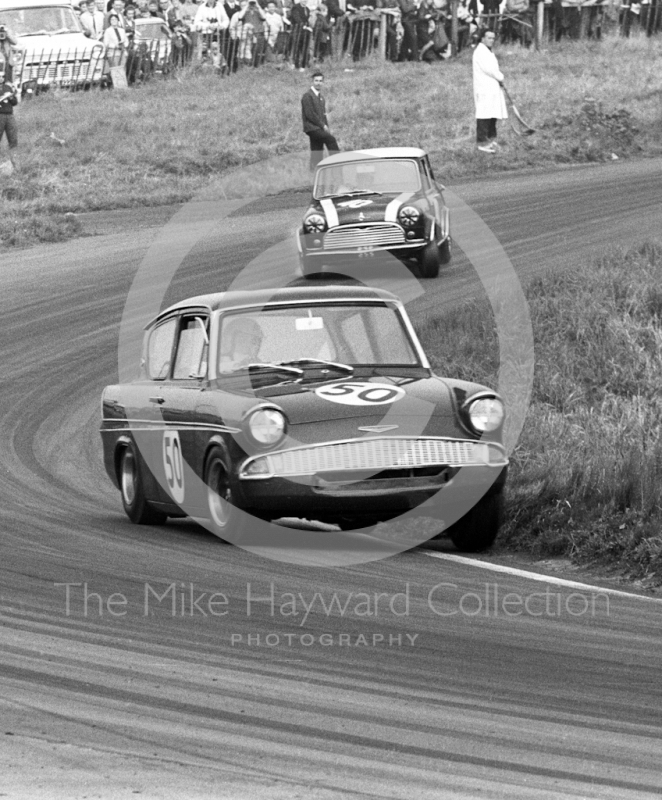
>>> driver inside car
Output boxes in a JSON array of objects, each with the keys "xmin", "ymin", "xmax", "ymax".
[{"xmin": 218, "ymin": 316, "xmax": 263, "ymax": 373}]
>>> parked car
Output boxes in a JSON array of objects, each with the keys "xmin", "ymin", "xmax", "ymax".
[
  {"xmin": 0, "ymin": 0, "xmax": 104, "ymax": 93},
  {"xmin": 129, "ymin": 16, "xmax": 171, "ymax": 75},
  {"xmin": 100, "ymin": 286, "xmax": 507, "ymax": 551},
  {"xmin": 298, "ymin": 147, "xmax": 452, "ymax": 279}
]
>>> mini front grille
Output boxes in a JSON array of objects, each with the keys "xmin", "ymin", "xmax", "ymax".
[{"xmin": 323, "ymin": 224, "xmax": 406, "ymax": 250}]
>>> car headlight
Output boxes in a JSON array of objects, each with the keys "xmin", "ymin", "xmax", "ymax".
[
  {"xmin": 466, "ymin": 396, "xmax": 505, "ymax": 434},
  {"xmin": 247, "ymin": 408, "xmax": 287, "ymax": 445},
  {"xmin": 303, "ymin": 213, "xmax": 327, "ymax": 233},
  {"xmin": 398, "ymin": 205, "xmax": 420, "ymax": 228}
]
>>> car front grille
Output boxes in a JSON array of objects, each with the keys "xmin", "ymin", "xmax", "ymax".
[
  {"xmin": 323, "ymin": 224, "xmax": 406, "ymax": 250},
  {"xmin": 241, "ymin": 437, "xmax": 507, "ymax": 479},
  {"xmin": 23, "ymin": 62, "xmax": 93, "ymax": 81}
]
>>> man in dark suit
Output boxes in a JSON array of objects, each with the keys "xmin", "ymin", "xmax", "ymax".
[{"xmin": 301, "ymin": 71, "xmax": 340, "ymax": 172}]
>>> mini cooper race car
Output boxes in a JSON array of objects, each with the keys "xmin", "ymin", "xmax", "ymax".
[
  {"xmin": 298, "ymin": 148, "xmax": 452, "ymax": 279},
  {"xmin": 100, "ymin": 286, "xmax": 507, "ymax": 551}
]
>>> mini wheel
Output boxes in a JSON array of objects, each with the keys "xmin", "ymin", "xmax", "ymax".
[
  {"xmin": 300, "ymin": 255, "xmax": 322, "ymax": 279},
  {"xmin": 419, "ymin": 241, "xmax": 441, "ymax": 278},
  {"xmin": 439, "ymin": 236, "xmax": 452, "ymax": 265},
  {"xmin": 119, "ymin": 444, "xmax": 167, "ymax": 525}
]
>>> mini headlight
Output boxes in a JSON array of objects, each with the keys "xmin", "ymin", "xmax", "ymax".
[
  {"xmin": 467, "ymin": 397, "xmax": 505, "ymax": 433},
  {"xmin": 303, "ymin": 213, "xmax": 327, "ymax": 233},
  {"xmin": 398, "ymin": 205, "xmax": 420, "ymax": 227},
  {"xmin": 247, "ymin": 408, "xmax": 287, "ymax": 445}
]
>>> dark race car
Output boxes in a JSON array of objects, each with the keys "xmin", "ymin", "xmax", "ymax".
[
  {"xmin": 298, "ymin": 147, "xmax": 451, "ymax": 279},
  {"xmin": 100, "ymin": 286, "xmax": 507, "ymax": 551}
]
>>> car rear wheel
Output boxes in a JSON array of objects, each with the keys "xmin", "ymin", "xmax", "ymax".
[
  {"xmin": 119, "ymin": 445, "xmax": 168, "ymax": 525},
  {"xmin": 448, "ymin": 492, "xmax": 503, "ymax": 552},
  {"xmin": 205, "ymin": 448, "xmax": 246, "ymax": 542},
  {"xmin": 420, "ymin": 241, "xmax": 441, "ymax": 278}
]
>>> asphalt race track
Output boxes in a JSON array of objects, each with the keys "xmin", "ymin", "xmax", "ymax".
[{"xmin": 1, "ymin": 158, "xmax": 661, "ymax": 799}]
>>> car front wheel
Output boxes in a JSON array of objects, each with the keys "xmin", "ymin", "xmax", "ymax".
[
  {"xmin": 419, "ymin": 241, "xmax": 441, "ymax": 278},
  {"xmin": 204, "ymin": 448, "xmax": 246, "ymax": 542},
  {"xmin": 448, "ymin": 492, "xmax": 503, "ymax": 553},
  {"xmin": 119, "ymin": 444, "xmax": 168, "ymax": 526}
]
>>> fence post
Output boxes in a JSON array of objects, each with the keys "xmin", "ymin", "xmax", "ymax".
[
  {"xmin": 450, "ymin": 0, "xmax": 458, "ymax": 55},
  {"xmin": 379, "ymin": 9, "xmax": 387, "ymax": 58},
  {"xmin": 192, "ymin": 31, "xmax": 203, "ymax": 62},
  {"xmin": 535, "ymin": 0, "xmax": 544, "ymax": 48}
]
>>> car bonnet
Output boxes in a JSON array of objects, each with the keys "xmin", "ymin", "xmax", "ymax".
[
  {"xmin": 315, "ymin": 191, "xmax": 418, "ymax": 228},
  {"xmin": 247, "ymin": 373, "xmax": 457, "ymax": 428}
]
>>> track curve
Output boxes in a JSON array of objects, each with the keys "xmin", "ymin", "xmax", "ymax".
[{"xmin": 1, "ymin": 159, "xmax": 661, "ymax": 799}]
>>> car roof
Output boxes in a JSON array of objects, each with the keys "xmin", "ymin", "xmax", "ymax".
[
  {"xmin": 0, "ymin": 0, "xmax": 72, "ymax": 7},
  {"xmin": 318, "ymin": 148, "xmax": 427, "ymax": 168},
  {"xmin": 150, "ymin": 285, "xmax": 401, "ymax": 326}
]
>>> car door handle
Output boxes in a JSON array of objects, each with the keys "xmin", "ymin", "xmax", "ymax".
[{"xmin": 149, "ymin": 396, "xmax": 165, "ymax": 404}]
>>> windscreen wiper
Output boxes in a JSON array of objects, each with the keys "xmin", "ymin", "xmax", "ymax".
[{"xmin": 277, "ymin": 358, "xmax": 354, "ymax": 374}]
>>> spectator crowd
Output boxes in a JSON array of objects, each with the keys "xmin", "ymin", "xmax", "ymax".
[
  {"xmin": 67, "ymin": 0, "xmax": 537, "ymax": 75},
  {"xmin": 1, "ymin": 0, "xmax": 657, "ymax": 90}
]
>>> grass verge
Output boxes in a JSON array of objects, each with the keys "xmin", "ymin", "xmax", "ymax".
[
  {"xmin": 417, "ymin": 241, "xmax": 662, "ymax": 586},
  {"xmin": 1, "ymin": 32, "xmax": 661, "ymax": 247}
]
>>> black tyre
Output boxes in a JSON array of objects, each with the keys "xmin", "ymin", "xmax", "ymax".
[
  {"xmin": 419, "ymin": 241, "xmax": 441, "ymax": 278},
  {"xmin": 300, "ymin": 255, "xmax": 321, "ymax": 279},
  {"xmin": 439, "ymin": 236, "xmax": 452, "ymax": 265},
  {"xmin": 448, "ymin": 492, "xmax": 503, "ymax": 553},
  {"xmin": 119, "ymin": 445, "xmax": 168, "ymax": 526},
  {"xmin": 204, "ymin": 448, "xmax": 246, "ymax": 542}
]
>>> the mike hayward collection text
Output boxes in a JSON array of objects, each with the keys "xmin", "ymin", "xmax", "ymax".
[{"xmin": 54, "ymin": 581, "xmax": 610, "ymax": 620}]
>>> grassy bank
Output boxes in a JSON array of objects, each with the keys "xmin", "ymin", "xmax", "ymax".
[
  {"xmin": 1, "ymin": 32, "xmax": 661, "ymax": 247},
  {"xmin": 418, "ymin": 241, "xmax": 662, "ymax": 586}
]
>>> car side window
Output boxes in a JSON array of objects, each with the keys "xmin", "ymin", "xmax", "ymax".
[
  {"xmin": 173, "ymin": 316, "xmax": 209, "ymax": 380},
  {"xmin": 146, "ymin": 318, "xmax": 178, "ymax": 380}
]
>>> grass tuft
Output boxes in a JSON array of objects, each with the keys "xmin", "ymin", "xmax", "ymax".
[{"xmin": 420, "ymin": 242, "xmax": 662, "ymax": 584}]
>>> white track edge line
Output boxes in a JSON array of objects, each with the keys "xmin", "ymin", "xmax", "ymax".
[{"xmin": 424, "ymin": 551, "xmax": 662, "ymax": 603}]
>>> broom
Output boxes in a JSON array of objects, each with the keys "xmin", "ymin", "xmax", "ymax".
[{"xmin": 502, "ymin": 86, "xmax": 536, "ymax": 136}]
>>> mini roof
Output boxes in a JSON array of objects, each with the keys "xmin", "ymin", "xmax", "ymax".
[
  {"xmin": 318, "ymin": 148, "xmax": 427, "ymax": 168},
  {"xmin": 150, "ymin": 285, "xmax": 400, "ymax": 327}
]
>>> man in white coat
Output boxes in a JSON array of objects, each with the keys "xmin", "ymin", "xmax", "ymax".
[{"xmin": 472, "ymin": 29, "xmax": 508, "ymax": 153}]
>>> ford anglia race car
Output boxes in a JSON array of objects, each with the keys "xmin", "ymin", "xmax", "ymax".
[
  {"xmin": 298, "ymin": 148, "xmax": 452, "ymax": 279},
  {"xmin": 101, "ymin": 286, "xmax": 508, "ymax": 551}
]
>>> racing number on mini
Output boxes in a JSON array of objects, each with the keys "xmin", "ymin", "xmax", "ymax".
[
  {"xmin": 163, "ymin": 431, "xmax": 185, "ymax": 503},
  {"xmin": 315, "ymin": 382, "xmax": 405, "ymax": 406}
]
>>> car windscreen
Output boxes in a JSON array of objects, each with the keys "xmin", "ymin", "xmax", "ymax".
[
  {"xmin": 314, "ymin": 160, "xmax": 420, "ymax": 199},
  {"xmin": 0, "ymin": 6, "xmax": 82, "ymax": 35},
  {"xmin": 217, "ymin": 303, "xmax": 420, "ymax": 374},
  {"xmin": 134, "ymin": 21, "xmax": 170, "ymax": 39}
]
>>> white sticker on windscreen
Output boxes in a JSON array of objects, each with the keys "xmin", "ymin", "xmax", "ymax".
[{"xmin": 314, "ymin": 382, "xmax": 405, "ymax": 406}]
